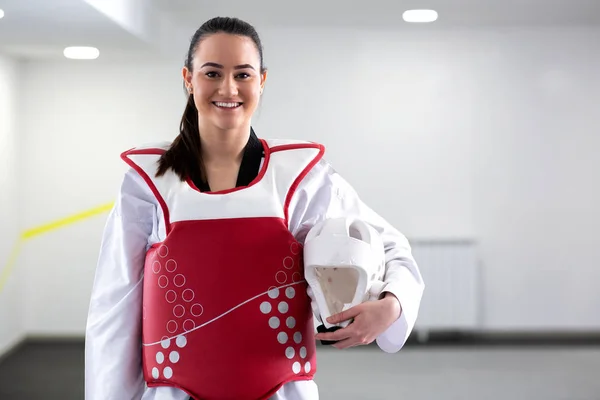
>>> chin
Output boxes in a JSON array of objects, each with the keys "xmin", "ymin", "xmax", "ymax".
[{"xmin": 212, "ymin": 116, "xmax": 249, "ymax": 131}]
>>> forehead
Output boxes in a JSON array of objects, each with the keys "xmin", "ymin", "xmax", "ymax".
[{"xmin": 193, "ymin": 33, "xmax": 260, "ymax": 68}]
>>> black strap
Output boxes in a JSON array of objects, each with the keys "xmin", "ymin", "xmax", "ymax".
[
  {"xmin": 195, "ymin": 127, "xmax": 263, "ymax": 192},
  {"xmin": 316, "ymin": 324, "xmax": 342, "ymax": 345}
]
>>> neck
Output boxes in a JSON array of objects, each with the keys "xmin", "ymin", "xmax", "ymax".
[{"xmin": 198, "ymin": 123, "xmax": 250, "ymax": 165}]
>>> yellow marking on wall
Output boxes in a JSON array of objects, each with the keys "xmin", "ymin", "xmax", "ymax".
[
  {"xmin": 0, "ymin": 239, "xmax": 23, "ymax": 295},
  {"xmin": 21, "ymin": 202, "xmax": 114, "ymax": 239},
  {"xmin": 0, "ymin": 202, "xmax": 115, "ymax": 293}
]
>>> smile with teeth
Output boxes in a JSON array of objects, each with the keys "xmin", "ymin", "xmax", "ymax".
[{"xmin": 213, "ymin": 101, "xmax": 242, "ymax": 109}]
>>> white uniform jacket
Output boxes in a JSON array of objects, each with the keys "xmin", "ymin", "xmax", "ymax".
[{"xmin": 84, "ymin": 149, "xmax": 425, "ymax": 400}]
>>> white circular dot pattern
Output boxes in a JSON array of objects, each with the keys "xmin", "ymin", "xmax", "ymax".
[
  {"xmin": 151, "ymin": 334, "xmax": 189, "ymax": 381},
  {"xmin": 283, "ymin": 256, "xmax": 294, "ymax": 269},
  {"xmin": 167, "ymin": 320, "xmax": 178, "ymax": 333},
  {"xmin": 286, "ymin": 317, "xmax": 296, "ymax": 329},
  {"xmin": 269, "ymin": 317, "xmax": 280, "ymax": 329},
  {"xmin": 149, "ymin": 244, "xmax": 205, "ymax": 340},
  {"xmin": 285, "ymin": 287, "xmax": 295, "ymax": 299},
  {"xmin": 158, "ymin": 245, "xmax": 168, "ymax": 258},
  {"xmin": 276, "ymin": 271, "xmax": 287, "ymax": 284},
  {"xmin": 182, "ymin": 289, "xmax": 194, "ymax": 302},
  {"xmin": 173, "ymin": 274, "xmax": 186, "ymax": 287},
  {"xmin": 277, "ymin": 332, "xmax": 288, "ymax": 344},
  {"xmin": 183, "ymin": 319, "xmax": 195, "ymax": 331},
  {"xmin": 148, "ymin": 244, "xmax": 218, "ymax": 383},
  {"xmin": 152, "ymin": 261, "xmax": 161, "ymax": 274},
  {"xmin": 257, "ymin": 241, "xmax": 312, "ymax": 377},
  {"xmin": 294, "ymin": 332, "xmax": 302, "ymax": 344},
  {"xmin": 260, "ymin": 302, "xmax": 272, "ymax": 314},
  {"xmin": 190, "ymin": 304, "xmax": 204, "ymax": 317},
  {"xmin": 176, "ymin": 335, "xmax": 187, "ymax": 348},
  {"xmin": 278, "ymin": 301, "xmax": 289, "ymax": 314},
  {"xmin": 173, "ymin": 305, "xmax": 185, "ymax": 318},
  {"xmin": 166, "ymin": 290, "xmax": 177, "ymax": 303},
  {"xmin": 165, "ymin": 259, "xmax": 177, "ymax": 272},
  {"xmin": 290, "ymin": 242, "xmax": 300, "ymax": 255},
  {"xmin": 286, "ymin": 347, "xmax": 295, "ymax": 359},
  {"xmin": 158, "ymin": 276, "xmax": 168, "ymax": 288}
]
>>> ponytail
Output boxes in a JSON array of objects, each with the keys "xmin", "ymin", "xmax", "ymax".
[{"xmin": 156, "ymin": 94, "xmax": 205, "ymax": 183}]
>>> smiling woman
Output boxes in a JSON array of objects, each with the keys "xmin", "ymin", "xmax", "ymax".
[{"xmin": 84, "ymin": 15, "xmax": 423, "ymax": 400}]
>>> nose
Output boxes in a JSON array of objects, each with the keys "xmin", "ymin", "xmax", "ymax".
[{"xmin": 218, "ymin": 75, "xmax": 238, "ymax": 97}]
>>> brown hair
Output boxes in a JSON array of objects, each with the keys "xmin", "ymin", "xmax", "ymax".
[{"xmin": 155, "ymin": 17, "xmax": 266, "ymax": 183}]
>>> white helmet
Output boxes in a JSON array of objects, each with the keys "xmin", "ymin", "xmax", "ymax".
[{"xmin": 303, "ymin": 217, "xmax": 386, "ymax": 331}]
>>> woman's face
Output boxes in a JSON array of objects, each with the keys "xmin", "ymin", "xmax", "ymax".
[{"xmin": 183, "ymin": 33, "xmax": 266, "ymax": 132}]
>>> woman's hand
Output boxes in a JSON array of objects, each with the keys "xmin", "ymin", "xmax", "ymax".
[{"xmin": 314, "ymin": 293, "xmax": 402, "ymax": 349}]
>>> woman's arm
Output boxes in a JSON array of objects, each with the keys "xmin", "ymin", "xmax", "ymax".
[
  {"xmin": 84, "ymin": 169, "xmax": 156, "ymax": 399},
  {"xmin": 288, "ymin": 159, "xmax": 425, "ymax": 353}
]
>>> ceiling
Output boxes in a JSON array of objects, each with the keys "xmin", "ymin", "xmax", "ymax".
[
  {"xmin": 0, "ymin": 0, "xmax": 599, "ymax": 61},
  {"xmin": 154, "ymin": 0, "xmax": 600, "ymax": 28}
]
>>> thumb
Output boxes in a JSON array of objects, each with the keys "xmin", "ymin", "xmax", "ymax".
[{"xmin": 327, "ymin": 304, "xmax": 362, "ymax": 324}]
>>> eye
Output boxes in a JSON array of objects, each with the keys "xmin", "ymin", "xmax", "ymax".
[
  {"xmin": 236, "ymin": 73, "xmax": 251, "ymax": 79},
  {"xmin": 205, "ymin": 71, "xmax": 220, "ymax": 78}
]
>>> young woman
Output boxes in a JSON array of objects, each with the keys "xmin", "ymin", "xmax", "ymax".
[{"xmin": 84, "ymin": 16, "xmax": 424, "ymax": 400}]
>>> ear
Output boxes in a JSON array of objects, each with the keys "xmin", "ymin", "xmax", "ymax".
[
  {"xmin": 260, "ymin": 69, "xmax": 268, "ymax": 93},
  {"xmin": 182, "ymin": 66, "xmax": 192, "ymax": 91}
]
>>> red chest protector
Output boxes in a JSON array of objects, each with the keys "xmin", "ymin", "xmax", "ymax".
[{"xmin": 121, "ymin": 139, "xmax": 324, "ymax": 400}]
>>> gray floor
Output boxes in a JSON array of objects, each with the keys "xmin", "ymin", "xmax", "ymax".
[
  {"xmin": 316, "ymin": 346, "xmax": 600, "ymax": 400},
  {"xmin": 1, "ymin": 341, "xmax": 599, "ymax": 399}
]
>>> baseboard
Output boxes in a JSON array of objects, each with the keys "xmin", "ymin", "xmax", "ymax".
[
  {"xmin": 5, "ymin": 331, "xmax": 600, "ymax": 352},
  {"xmin": 406, "ymin": 329, "xmax": 600, "ymax": 346},
  {"xmin": 0, "ymin": 335, "xmax": 27, "ymax": 364},
  {"xmin": 24, "ymin": 333, "xmax": 85, "ymax": 343}
]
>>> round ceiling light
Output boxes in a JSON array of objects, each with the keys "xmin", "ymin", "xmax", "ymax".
[
  {"xmin": 0, "ymin": 9, "xmax": 5, "ymax": 19},
  {"xmin": 63, "ymin": 46, "xmax": 100, "ymax": 60},
  {"xmin": 402, "ymin": 9, "xmax": 438, "ymax": 23}
]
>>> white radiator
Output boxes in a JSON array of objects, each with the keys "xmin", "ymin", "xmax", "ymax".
[{"xmin": 410, "ymin": 240, "xmax": 481, "ymax": 337}]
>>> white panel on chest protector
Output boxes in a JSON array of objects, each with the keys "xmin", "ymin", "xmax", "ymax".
[
  {"xmin": 127, "ymin": 153, "xmax": 182, "ymax": 200},
  {"xmin": 124, "ymin": 141, "xmax": 321, "ymax": 223},
  {"xmin": 265, "ymin": 144, "xmax": 322, "ymax": 208},
  {"xmin": 303, "ymin": 217, "xmax": 387, "ymax": 329}
]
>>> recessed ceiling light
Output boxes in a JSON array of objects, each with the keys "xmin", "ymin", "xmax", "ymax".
[
  {"xmin": 0, "ymin": 9, "xmax": 5, "ymax": 19},
  {"xmin": 402, "ymin": 9, "xmax": 438, "ymax": 23},
  {"xmin": 63, "ymin": 46, "xmax": 100, "ymax": 60}
]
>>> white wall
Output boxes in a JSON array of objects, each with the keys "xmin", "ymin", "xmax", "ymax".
[
  {"xmin": 18, "ymin": 26, "xmax": 600, "ymax": 336},
  {"xmin": 0, "ymin": 54, "xmax": 23, "ymax": 353}
]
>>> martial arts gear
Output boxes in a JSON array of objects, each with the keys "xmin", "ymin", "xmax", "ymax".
[
  {"xmin": 85, "ymin": 132, "xmax": 424, "ymax": 400},
  {"xmin": 303, "ymin": 217, "xmax": 387, "ymax": 343},
  {"xmin": 120, "ymin": 138, "xmax": 323, "ymax": 400}
]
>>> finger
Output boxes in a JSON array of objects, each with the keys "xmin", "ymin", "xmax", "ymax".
[
  {"xmin": 332, "ymin": 338, "xmax": 360, "ymax": 350},
  {"xmin": 333, "ymin": 334, "xmax": 375, "ymax": 349},
  {"xmin": 326, "ymin": 305, "xmax": 362, "ymax": 325}
]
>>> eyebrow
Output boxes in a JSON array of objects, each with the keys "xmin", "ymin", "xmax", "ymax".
[{"xmin": 200, "ymin": 62, "xmax": 255, "ymax": 70}]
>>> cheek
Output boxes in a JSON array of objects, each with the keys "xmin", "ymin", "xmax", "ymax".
[
  {"xmin": 243, "ymin": 85, "xmax": 262, "ymax": 104},
  {"xmin": 193, "ymin": 80, "xmax": 213, "ymax": 98}
]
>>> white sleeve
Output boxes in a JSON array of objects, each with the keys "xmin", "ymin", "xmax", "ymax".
[
  {"xmin": 288, "ymin": 159, "xmax": 425, "ymax": 353},
  {"xmin": 84, "ymin": 168, "xmax": 156, "ymax": 400}
]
